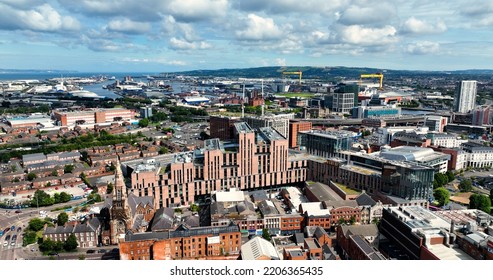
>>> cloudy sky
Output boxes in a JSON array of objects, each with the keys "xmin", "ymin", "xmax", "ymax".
[{"xmin": 1, "ymin": 0, "xmax": 492, "ymax": 72}]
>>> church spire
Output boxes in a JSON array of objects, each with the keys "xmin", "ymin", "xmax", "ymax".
[{"xmin": 113, "ymin": 159, "xmax": 127, "ymax": 202}]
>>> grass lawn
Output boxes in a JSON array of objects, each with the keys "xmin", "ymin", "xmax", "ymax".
[
  {"xmin": 333, "ymin": 182, "xmax": 361, "ymax": 195},
  {"xmin": 276, "ymin": 93, "xmax": 315, "ymax": 98}
]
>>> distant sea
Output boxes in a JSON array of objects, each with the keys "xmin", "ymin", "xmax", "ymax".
[
  {"xmin": 0, "ymin": 71, "xmax": 162, "ymax": 99},
  {"xmin": 0, "ymin": 71, "xmax": 158, "ymax": 81}
]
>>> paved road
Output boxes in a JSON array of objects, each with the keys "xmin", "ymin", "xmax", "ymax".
[{"xmin": 0, "ymin": 200, "xmax": 106, "ymax": 260}]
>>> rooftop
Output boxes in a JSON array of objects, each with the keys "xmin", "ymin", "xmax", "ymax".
[
  {"xmin": 305, "ymin": 182, "xmax": 343, "ymax": 202},
  {"xmin": 427, "ymin": 244, "xmax": 473, "ymax": 260},
  {"xmin": 257, "ymin": 127, "xmax": 285, "ymax": 142},
  {"xmin": 234, "ymin": 122, "xmax": 253, "ymax": 134},
  {"xmin": 300, "ymin": 129, "xmax": 355, "ymax": 140}
]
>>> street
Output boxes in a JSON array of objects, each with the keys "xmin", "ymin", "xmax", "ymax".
[{"xmin": 0, "ymin": 200, "xmax": 106, "ymax": 260}]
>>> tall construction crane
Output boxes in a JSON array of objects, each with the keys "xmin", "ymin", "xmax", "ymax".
[
  {"xmin": 282, "ymin": 71, "xmax": 302, "ymax": 85},
  {"xmin": 360, "ymin": 73, "xmax": 384, "ymax": 89}
]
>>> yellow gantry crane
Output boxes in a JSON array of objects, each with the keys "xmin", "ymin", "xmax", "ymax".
[
  {"xmin": 282, "ymin": 71, "xmax": 302, "ymax": 85},
  {"xmin": 360, "ymin": 73, "xmax": 384, "ymax": 89}
]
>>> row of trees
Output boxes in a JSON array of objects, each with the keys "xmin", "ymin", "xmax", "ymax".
[
  {"xmin": 39, "ymin": 234, "xmax": 78, "ymax": 254},
  {"xmin": 30, "ymin": 190, "xmax": 72, "ymax": 207},
  {"xmin": 433, "ymin": 171, "xmax": 455, "ymax": 189},
  {"xmin": 469, "ymin": 193, "xmax": 492, "ymax": 214}
]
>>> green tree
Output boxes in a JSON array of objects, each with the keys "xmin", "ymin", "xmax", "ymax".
[
  {"xmin": 433, "ymin": 173, "xmax": 448, "ymax": 189},
  {"xmin": 27, "ymin": 172, "xmax": 37, "ymax": 181},
  {"xmin": 349, "ymin": 216, "xmax": 356, "ymax": 225},
  {"xmin": 262, "ymin": 228, "xmax": 271, "ymax": 241},
  {"xmin": 64, "ymin": 164, "xmax": 75, "ymax": 173},
  {"xmin": 459, "ymin": 179, "xmax": 473, "ymax": 192},
  {"xmin": 31, "ymin": 190, "xmax": 54, "ymax": 207},
  {"xmin": 159, "ymin": 146, "xmax": 169, "ymax": 155},
  {"xmin": 87, "ymin": 192, "xmax": 102, "ymax": 203},
  {"xmin": 138, "ymin": 118, "xmax": 149, "ymax": 127},
  {"xmin": 51, "ymin": 170, "xmax": 59, "ymax": 176},
  {"xmin": 64, "ymin": 234, "xmax": 78, "ymax": 252},
  {"xmin": 490, "ymin": 188, "xmax": 493, "ymax": 203},
  {"xmin": 57, "ymin": 212, "xmax": 69, "ymax": 226},
  {"xmin": 22, "ymin": 230, "xmax": 37, "ymax": 246},
  {"xmin": 445, "ymin": 171, "xmax": 455, "ymax": 183},
  {"xmin": 59, "ymin": 192, "xmax": 72, "ymax": 203},
  {"xmin": 190, "ymin": 204, "xmax": 199, "ymax": 213},
  {"xmin": 469, "ymin": 194, "xmax": 492, "ymax": 214},
  {"xmin": 106, "ymin": 182, "xmax": 114, "ymax": 194},
  {"xmin": 39, "ymin": 238, "xmax": 54, "ymax": 253},
  {"xmin": 109, "ymin": 162, "xmax": 116, "ymax": 172},
  {"xmin": 433, "ymin": 187, "xmax": 450, "ymax": 207},
  {"xmin": 54, "ymin": 193, "xmax": 60, "ymax": 204},
  {"xmin": 28, "ymin": 218, "xmax": 46, "ymax": 232}
]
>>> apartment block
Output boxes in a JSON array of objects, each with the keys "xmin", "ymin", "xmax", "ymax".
[{"xmin": 129, "ymin": 122, "xmax": 307, "ymax": 207}]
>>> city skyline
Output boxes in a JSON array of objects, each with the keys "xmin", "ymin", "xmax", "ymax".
[{"xmin": 1, "ymin": 0, "xmax": 493, "ymax": 72}]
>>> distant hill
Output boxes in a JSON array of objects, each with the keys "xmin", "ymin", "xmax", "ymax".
[{"xmin": 170, "ymin": 66, "xmax": 493, "ymax": 79}]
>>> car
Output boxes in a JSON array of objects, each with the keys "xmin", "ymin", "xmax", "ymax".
[
  {"xmin": 48, "ymin": 252, "xmax": 58, "ymax": 256},
  {"xmin": 4, "ymin": 235, "xmax": 11, "ymax": 247},
  {"xmin": 97, "ymin": 249, "xmax": 107, "ymax": 254},
  {"xmin": 86, "ymin": 249, "xmax": 96, "ymax": 254},
  {"xmin": 17, "ymin": 227, "xmax": 22, "ymax": 232},
  {"xmin": 10, "ymin": 225, "xmax": 15, "ymax": 231},
  {"xmin": 55, "ymin": 187, "xmax": 59, "ymax": 190},
  {"xmin": 15, "ymin": 210, "xmax": 22, "ymax": 214}
]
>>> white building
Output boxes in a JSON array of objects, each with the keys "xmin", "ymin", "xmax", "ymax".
[
  {"xmin": 429, "ymin": 133, "xmax": 467, "ymax": 148},
  {"xmin": 332, "ymin": 92, "xmax": 354, "ymax": 114},
  {"xmin": 376, "ymin": 146, "xmax": 450, "ymax": 173},
  {"xmin": 371, "ymin": 126, "xmax": 425, "ymax": 145},
  {"xmin": 241, "ymin": 236, "xmax": 280, "ymax": 260},
  {"xmin": 454, "ymin": 80, "xmax": 477, "ymax": 113},
  {"xmin": 462, "ymin": 142, "xmax": 493, "ymax": 169},
  {"xmin": 425, "ymin": 115, "xmax": 448, "ymax": 133},
  {"xmin": 244, "ymin": 113, "xmax": 294, "ymax": 138}
]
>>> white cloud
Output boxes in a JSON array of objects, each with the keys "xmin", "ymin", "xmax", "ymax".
[
  {"xmin": 275, "ymin": 58, "xmax": 286, "ymax": 66},
  {"xmin": 406, "ymin": 41, "xmax": 440, "ymax": 54},
  {"xmin": 168, "ymin": 0, "xmax": 228, "ymax": 22},
  {"xmin": 169, "ymin": 37, "xmax": 211, "ymax": 50},
  {"xmin": 338, "ymin": 25, "xmax": 397, "ymax": 46},
  {"xmin": 401, "ymin": 17, "xmax": 447, "ymax": 34},
  {"xmin": 106, "ymin": 18, "xmax": 151, "ymax": 34},
  {"xmin": 337, "ymin": 4, "xmax": 396, "ymax": 25},
  {"xmin": 161, "ymin": 16, "xmax": 198, "ymax": 42},
  {"xmin": 0, "ymin": 3, "xmax": 80, "ymax": 32},
  {"xmin": 236, "ymin": 14, "xmax": 283, "ymax": 41},
  {"xmin": 234, "ymin": 0, "xmax": 345, "ymax": 15},
  {"xmin": 166, "ymin": 60, "xmax": 187, "ymax": 66}
]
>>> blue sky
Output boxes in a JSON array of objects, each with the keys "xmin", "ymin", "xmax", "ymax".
[{"xmin": 1, "ymin": 0, "xmax": 493, "ymax": 72}]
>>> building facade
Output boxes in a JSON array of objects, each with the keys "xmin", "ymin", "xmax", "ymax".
[
  {"xmin": 454, "ymin": 80, "xmax": 477, "ymax": 113},
  {"xmin": 288, "ymin": 120, "xmax": 312, "ymax": 148},
  {"xmin": 129, "ymin": 122, "xmax": 308, "ymax": 208},
  {"xmin": 299, "ymin": 130, "xmax": 353, "ymax": 158}
]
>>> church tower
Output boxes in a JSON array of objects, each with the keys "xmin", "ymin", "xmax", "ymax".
[{"xmin": 110, "ymin": 160, "xmax": 132, "ymax": 244}]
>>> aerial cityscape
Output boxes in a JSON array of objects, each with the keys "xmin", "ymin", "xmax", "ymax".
[{"xmin": 0, "ymin": 0, "xmax": 493, "ymax": 265}]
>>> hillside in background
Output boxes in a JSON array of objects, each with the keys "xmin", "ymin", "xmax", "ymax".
[{"xmin": 170, "ymin": 66, "xmax": 493, "ymax": 80}]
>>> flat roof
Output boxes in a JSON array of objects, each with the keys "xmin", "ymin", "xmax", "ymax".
[
  {"xmin": 427, "ymin": 244, "xmax": 473, "ymax": 260},
  {"xmin": 300, "ymin": 129, "xmax": 354, "ymax": 139},
  {"xmin": 215, "ymin": 189, "xmax": 245, "ymax": 203},
  {"xmin": 234, "ymin": 122, "xmax": 253, "ymax": 133}
]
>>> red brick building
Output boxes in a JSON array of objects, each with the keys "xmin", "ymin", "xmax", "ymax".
[
  {"xmin": 120, "ymin": 223, "xmax": 241, "ymax": 260},
  {"xmin": 288, "ymin": 120, "xmax": 312, "ymax": 148}
]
